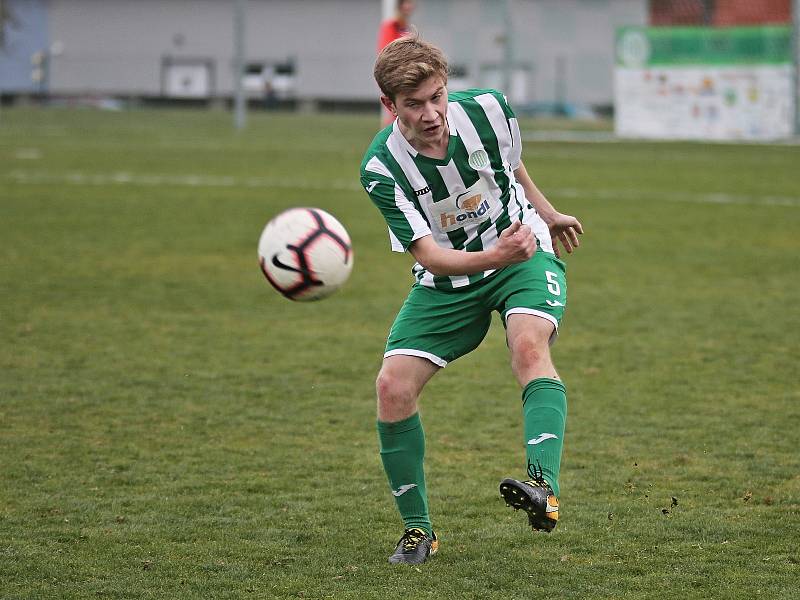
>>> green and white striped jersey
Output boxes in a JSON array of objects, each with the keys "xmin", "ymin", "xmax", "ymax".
[{"xmin": 360, "ymin": 88, "xmax": 552, "ymax": 290}]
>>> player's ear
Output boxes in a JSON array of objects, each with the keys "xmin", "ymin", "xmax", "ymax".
[{"xmin": 380, "ymin": 95, "xmax": 397, "ymax": 116}]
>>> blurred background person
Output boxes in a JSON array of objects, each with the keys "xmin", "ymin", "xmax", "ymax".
[
  {"xmin": 378, "ymin": 0, "xmax": 416, "ymax": 52},
  {"xmin": 377, "ymin": 0, "xmax": 417, "ymax": 126}
]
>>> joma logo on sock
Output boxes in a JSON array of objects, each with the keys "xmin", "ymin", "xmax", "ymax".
[
  {"xmin": 392, "ymin": 483, "xmax": 418, "ymax": 497},
  {"xmin": 527, "ymin": 433, "xmax": 558, "ymax": 445}
]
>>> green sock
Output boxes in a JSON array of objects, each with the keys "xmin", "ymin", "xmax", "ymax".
[
  {"xmin": 377, "ymin": 412, "xmax": 431, "ymax": 535},
  {"xmin": 522, "ymin": 378, "xmax": 567, "ymax": 497}
]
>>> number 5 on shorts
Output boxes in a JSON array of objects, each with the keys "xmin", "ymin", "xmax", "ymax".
[{"xmin": 546, "ymin": 271, "xmax": 561, "ymax": 296}]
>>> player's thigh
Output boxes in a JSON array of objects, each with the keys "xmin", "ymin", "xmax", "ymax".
[
  {"xmin": 506, "ymin": 313, "xmax": 556, "ymax": 348},
  {"xmin": 505, "ymin": 313, "xmax": 556, "ymax": 378},
  {"xmin": 376, "ymin": 354, "xmax": 440, "ymax": 421},
  {"xmin": 376, "ymin": 353, "xmax": 440, "ymax": 401},
  {"xmin": 385, "ymin": 283, "xmax": 493, "ymax": 367},
  {"xmin": 491, "ymin": 251, "xmax": 568, "ymax": 342}
]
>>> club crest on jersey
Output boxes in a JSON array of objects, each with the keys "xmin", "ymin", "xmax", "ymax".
[{"xmin": 468, "ymin": 149, "xmax": 490, "ymax": 170}]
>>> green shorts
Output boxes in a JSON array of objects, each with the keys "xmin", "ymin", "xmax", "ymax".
[{"xmin": 385, "ymin": 251, "xmax": 567, "ymax": 367}]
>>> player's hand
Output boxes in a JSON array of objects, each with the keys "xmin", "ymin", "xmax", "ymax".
[
  {"xmin": 494, "ymin": 220, "xmax": 536, "ymax": 266},
  {"xmin": 547, "ymin": 213, "xmax": 583, "ymax": 258}
]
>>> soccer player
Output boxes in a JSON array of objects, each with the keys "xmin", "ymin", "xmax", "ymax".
[
  {"xmin": 360, "ymin": 36, "xmax": 583, "ymax": 565},
  {"xmin": 377, "ymin": 0, "xmax": 416, "ymax": 52},
  {"xmin": 377, "ymin": 0, "xmax": 416, "ymax": 126}
]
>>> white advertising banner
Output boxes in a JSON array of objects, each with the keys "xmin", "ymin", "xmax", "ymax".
[{"xmin": 614, "ymin": 26, "xmax": 794, "ymax": 141}]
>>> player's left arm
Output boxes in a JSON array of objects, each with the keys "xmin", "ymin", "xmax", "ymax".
[{"xmin": 514, "ymin": 162, "xmax": 584, "ymax": 258}]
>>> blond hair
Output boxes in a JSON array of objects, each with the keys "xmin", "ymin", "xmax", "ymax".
[{"xmin": 374, "ymin": 35, "xmax": 448, "ymax": 101}]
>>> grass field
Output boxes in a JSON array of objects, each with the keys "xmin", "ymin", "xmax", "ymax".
[{"xmin": 1, "ymin": 106, "xmax": 799, "ymax": 599}]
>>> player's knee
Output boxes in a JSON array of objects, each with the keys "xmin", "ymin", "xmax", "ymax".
[
  {"xmin": 510, "ymin": 333, "xmax": 549, "ymax": 370},
  {"xmin": 375, "ymin": 369, "xmax": 414, "ymax": 405},
  {"xmin": 375, "ymin": 370, "xmax": 419, "ymax": 420}
]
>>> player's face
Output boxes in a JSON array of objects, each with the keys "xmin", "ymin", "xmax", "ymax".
[{"xmin": 388, "ymin": 77, "xmax": 448, "ymax": 150}]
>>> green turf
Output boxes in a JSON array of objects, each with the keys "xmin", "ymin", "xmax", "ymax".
[{"xmin": 1, "ymin": 107, "xmax": 799, "ymax": 599}]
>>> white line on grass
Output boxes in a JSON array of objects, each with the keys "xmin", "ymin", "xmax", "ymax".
[
  {"xmin": 6, "ymin": 170, "xmax": 800, "ymax": 208},
  {"xmin": 522, "ymin": 130, "xmax": 800, "ymax": 146},
  {"xmin": 6, "ymin": 170, "xmax": 360, "ymax": 192},
  {"xmin": 553, "ymin": 187, "xmax": 800, "ymax": 208}
]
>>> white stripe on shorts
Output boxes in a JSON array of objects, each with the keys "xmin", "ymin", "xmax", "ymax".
[
  {"xmin": 384, "ymin": 349, "xmax": 448, "ymax": 368},
  {"xmin": 503, "ymin": 308, "xmax": 559, "ymax": 344}
]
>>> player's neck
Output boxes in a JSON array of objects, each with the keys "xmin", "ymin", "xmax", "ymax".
[{"xmin": 399, "ymin": 121, "xmax": 450, "ymax": 160}]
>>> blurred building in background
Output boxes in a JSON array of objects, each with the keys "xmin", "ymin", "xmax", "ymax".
[
  {"xmin": 650, "ymin": 0, "xmax": 791, "ymax": 25},
  {"xmin": 0, "ymin": 0, "xmax": 646, "ymax": 114},
  {"xmin": 0, "ymin": 0, "xmax": 796, "ymax": 125},
  {"xmin": 0, "ymin": 0, "xmax": 49, "ymax": 94}
]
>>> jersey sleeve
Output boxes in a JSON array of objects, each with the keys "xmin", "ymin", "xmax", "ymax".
[
  {"xmin": 360, "ymin": 162, "xmax": 431, "ymax": 253},
  {"xmin": 493, "ymin": 91, "xmax": 522, "ymax": 170},
  {"xmin": 508, "ymin": 115, "xmax": 523, "ymax": 170},
  {"xmin": 495, "ymin": 91, "xmax": 517, "ymax": 119}
]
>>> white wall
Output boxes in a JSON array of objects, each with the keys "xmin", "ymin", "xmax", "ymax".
[
  {"xmin": 420, "ymin": 0, "xmax": 648, "ymax": 105},
  {"xmin": 46, "ymin": 0, "xmax": 648, "ymax": 105},
  {"xmin": 47, "ymin": 0, "xmax": 382, "ymax": 98}
]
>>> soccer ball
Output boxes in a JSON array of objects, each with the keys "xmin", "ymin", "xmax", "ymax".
[{"xmin": 257, "ymin": 207, "xmax": 353, "ymax": 301}]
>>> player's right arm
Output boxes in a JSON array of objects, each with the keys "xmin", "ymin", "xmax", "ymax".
[
  {"xmin": 362, "ymin": 155, "xmax": 536, "ymax": 277},
  {"xmin": 409, "ymin": 221, "xmax": 536, "ymax": 276}
]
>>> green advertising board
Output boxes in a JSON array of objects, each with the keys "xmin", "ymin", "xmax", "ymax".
[{"xmin": 616, "ymin": 25, "xmax": 793, "ymax": 68}]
